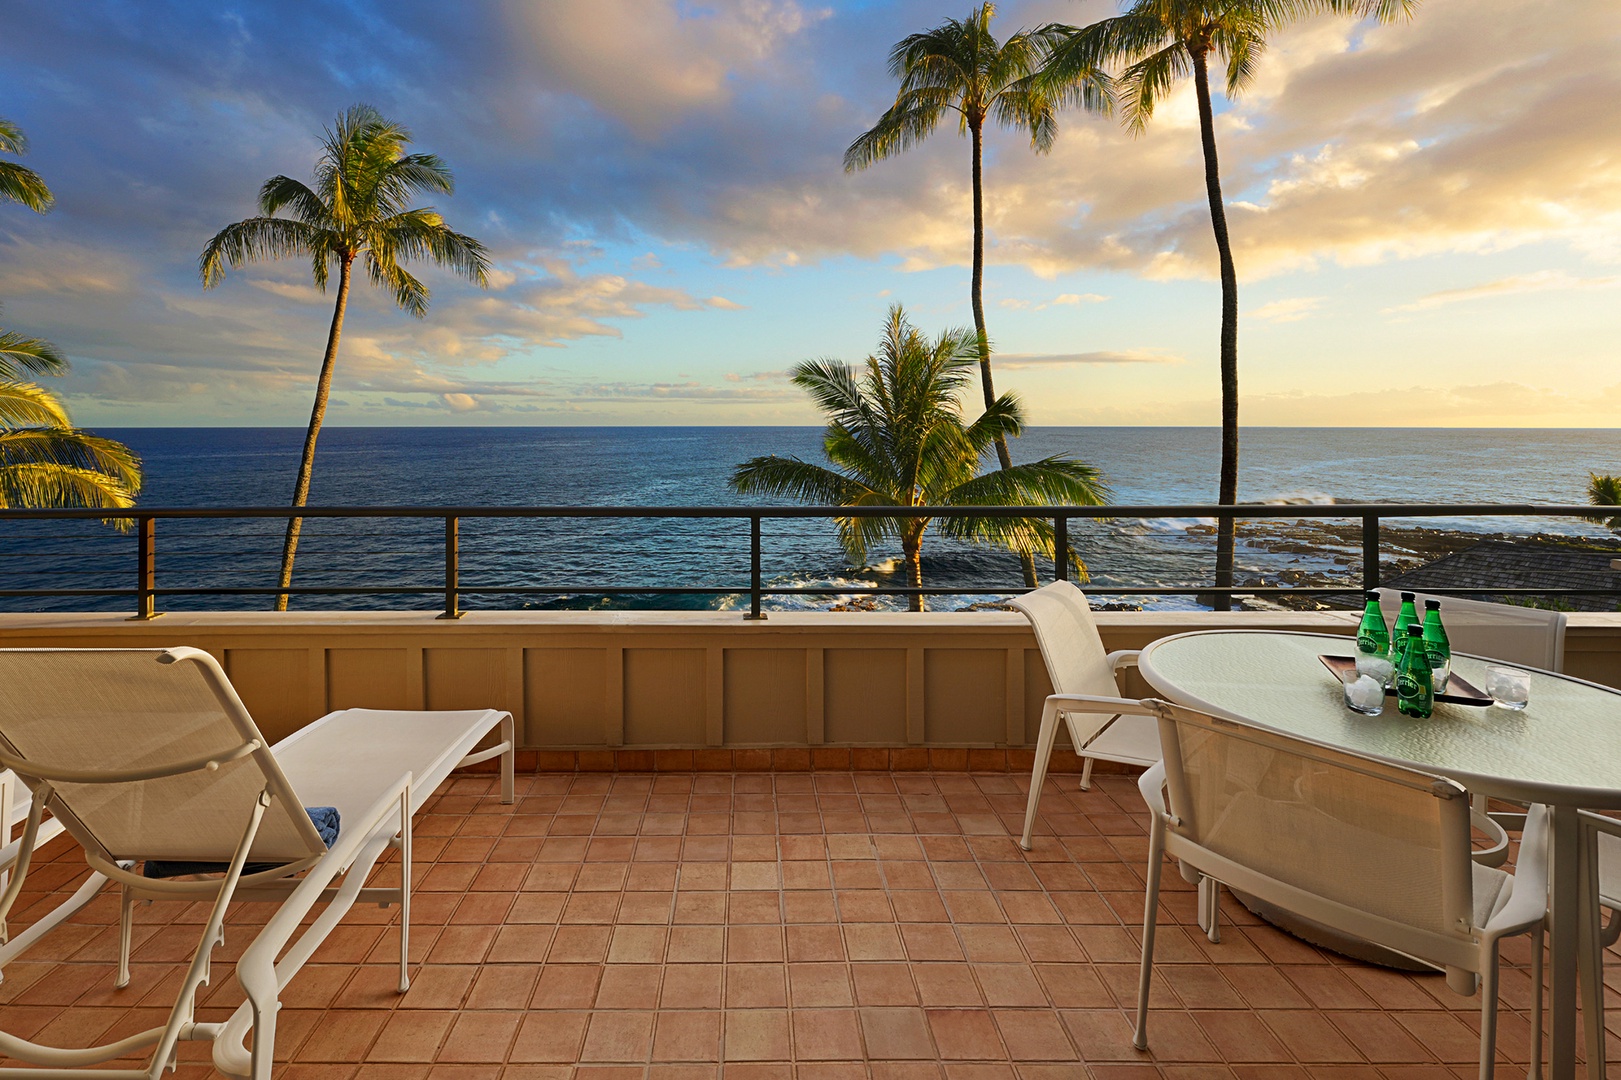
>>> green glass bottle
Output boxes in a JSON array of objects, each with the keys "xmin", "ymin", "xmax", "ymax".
[
  {"xmin": 1390, "ymin": 592, "xmax": 1420, "ymax": 666},
  {"xmin": 1395, "ymin": 624, "xmax": 1434, "ymax": 718},
  {"xmin": 1421, "ymin": 599, "xmax": 1452, "ymax": 694},
  {"xmin": 1356, "ymin": 591, "xmax": 1391, "ymax": 658}
]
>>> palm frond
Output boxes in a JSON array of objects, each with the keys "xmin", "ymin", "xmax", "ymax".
[
  {"xmin": 199, "ymin": 217, "xmax": 327, "ymax": 287},
  {"xmin": 0, "ymin": 330, "xmax": 67, "ymax": 380},
  {"xmin": 0, "ymin": 161, "xmax": 53, "ymax": 213},
  {"xmin": 0, "ymin": 427, "xmax": 144, "ymax": 489},
  {"xmin": 844, "ymin": 95, "xmax": 953, "ymax": 171},
  {"xmin": 0, "ymin": 380, "xmax": 71, "ymax": 429},
  {"xmin": 0, "ymin": 118, "xmax": 27, "ymax": 155},
  {"xmin": 1117, "ymin": 42, "xmax": 1191, "ymax": 133},
  {"xmin": 365, "ymin": 253, "xmax": 429, "ymax": 317},
  {"xmin": 0, "ymin": 461, "xmax": 139, "ymax": 515},
  {"xmin": 258, "ymin": 175, "xmax": 333, "ymax": 226}
]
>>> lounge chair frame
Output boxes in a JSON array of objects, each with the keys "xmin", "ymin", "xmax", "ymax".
[{"xmin": 0, "ymin": 647, "xmax": 514, "ymax": 1080}]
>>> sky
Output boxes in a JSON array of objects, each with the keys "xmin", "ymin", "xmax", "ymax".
[{"xmin": 1, "ymin": 0, "xmax": 1617, "ymax": 428}]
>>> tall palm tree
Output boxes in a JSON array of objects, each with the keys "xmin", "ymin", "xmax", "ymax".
[
  {"xmin": 200, "ymin": 104, "xmax": 490, "ymax": 610},
  {"xmin": 844, "ymin": 3, "xmax": 1112, "ymax": 588},
  {"xmin": 1038, "ymin": 0, "xmax": 1413, "ymax": 609},
  {"xmin": 731, "ymin": 305, "xmax": 1109, "ymax": 611},
  {"xmin": 1, "ymin": 326, "xmax": 141, "ymax": 515},
  {"xmin": 0, "ymin": 118, "xmax": 54, "ymax": 213}
]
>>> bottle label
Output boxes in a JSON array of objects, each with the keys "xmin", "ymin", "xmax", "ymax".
[
  {"xmin": 1395, "ymin": 672, "xmax": 1422, "ymax": 699},
  {"xmin": 1357, "ymin": 632, "xmax": 1382, "ymax": 653}
]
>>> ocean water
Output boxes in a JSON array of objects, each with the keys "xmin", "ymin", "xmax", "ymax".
[{"xmin": 5, "ymin": 426, "xmax": 1618, "ymax": 614}]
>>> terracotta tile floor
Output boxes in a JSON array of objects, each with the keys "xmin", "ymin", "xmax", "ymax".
[{"xmin": 2, "ymin": 768, "xmax": 1615, "ymax": 1078}]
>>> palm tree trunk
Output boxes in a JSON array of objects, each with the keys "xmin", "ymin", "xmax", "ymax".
[
  {"xmin": 275, "ymin": 255, "xmax": 354, "ymax": 611},
  {"xmin": 969, "ymin": 118, "xmax": 1039, "ymax": 590},
  {"xmin": 903, "ymin": 530, "xmax": 925, "ymax": 613},
  {"xmin": 1190, "ymin": 47, "xmax": 1240, "ymax": 613}
]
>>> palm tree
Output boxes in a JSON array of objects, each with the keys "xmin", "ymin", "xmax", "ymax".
[
  {"xmin": 731, "ymin": 305, "xmax": 1109, "ymax": 611},
  {"xmin": 0, "ymin": 118, "xmax": 54, "ymax": 213},
  {"xmin": 200, "ymin": 104, "xmax": 490, "ymax": 610},
  {"xmin": 1037, "ymin": 0, "xmax": 1413, "ymax": 609},
  {"xmin": 0, "ymin": 124, "xmax": 141, "ymax": 516},
  {"xmin": 1587, "ymin": 472, "xmax": 1621, "ymax": 532},
  {"xmin": 844, "ymin": 3, "xmax": 1112, "ymax": 588},
  {"xmin": 1, "ymin": 325, "xmax": 141, "ymax": 516}
]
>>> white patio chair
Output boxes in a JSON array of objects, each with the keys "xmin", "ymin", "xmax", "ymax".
[
  {"xmin": 0, "ymin": 646, "xmax": 514, "ymax": 1080},
  {"xmin": 1378, "ymin": 588, "xmax": 1567, "ymax": 864},
  {"xmin": 1571, "ymin": 811, "xmax": 1621, "ymax": 1076},
  {"xmin": 1136, "ymin": 700, "xmax": 1550, "ymax": 1080},
  {"xmin": 1376, "ymin": 588, "xmax": 1566, "ymax": 672},
  {"xmin": 1009, "ymin": 580, "xmax": 1152, "ymax": 849}
]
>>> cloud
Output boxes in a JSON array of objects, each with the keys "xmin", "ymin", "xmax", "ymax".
[
  {"xmin": 1, "ymin": 0, "xmax": 1616, "ymax": 425},
  {"xmin": 999, "ymin": 292, "xmax": 1109, "ymax": 311},
  {"xmin": 1248, "ymin": 296, "xmax": 1324, "ymax": 323},
  {"xmin": 996, "ymin": 349, "xmax": 1185, "ymax": 369},
  {"xmin": 1384, "ymin": 271, "xmax": 1621, "ymax": 313}
]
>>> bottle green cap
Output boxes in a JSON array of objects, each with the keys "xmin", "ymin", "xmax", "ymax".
[
  {"xmin": 1407, "ymin": 624, "xmax": 1423, "ymax": 636},
  {"xmin": 1364, "ymin": 590, "xmax": 1379, "ymax": 601},
  {"xmin": 1424, "ymin": 599, "xmax": 1440, "ymax": 609},
  {"xmin": 1401, "ymin": 592, "xmax": 1416, "ymax": 601}
]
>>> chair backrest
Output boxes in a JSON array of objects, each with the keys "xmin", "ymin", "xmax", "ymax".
[
  {"xmin": 1008, "ymin": 581, "xmax": 1120, "ymax": 699},
  {"xmin": 0, "ymin": 648, "xmax": 327, "ymax": 867},
  {"xmin": 1378, "ymin": 588, "xmax": 1566, "ymax": 671},
  {"xmin": 1152, "ymin": 701, "xmax": 1476, "ymax": 942}
]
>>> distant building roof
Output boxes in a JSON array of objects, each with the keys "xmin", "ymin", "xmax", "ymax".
[{"xmin": 1382, "ymin": 540, "xmax": 1621, "ymax": 613}]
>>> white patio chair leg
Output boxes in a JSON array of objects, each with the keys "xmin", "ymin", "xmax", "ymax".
[
  {"xmin": 1019, "ymin": 701, "xmax": 1061, "ymax": 851},
  {"xmin": 116, "ymin": 882, "xmax": 134, "ymax": 988},
  {"xmin": 1198, "ymin": 875, "xmax": 1221, "ymax": 944},
  {"xmin": 1078, "ymin": 755, "xmax": 1095, "ymax": 792},
  {"xmin": 1579, "ymin": 832, "xmax": 1606, "ymax": 1080},
  {"xmin": 1133, "ymin": 814, "xmax": 1165, "ymax": 1050},
  {"xmin": 1528, "ymin": 921, "xmax": 1543, "ymax": 1080},
  {"xmin": 1478, "ymin": 942, "xmax": 1500, "ymax": 1080},
  {"xmin": 398, "ymin": 786, "xmax": 412, "ymax": 993}
]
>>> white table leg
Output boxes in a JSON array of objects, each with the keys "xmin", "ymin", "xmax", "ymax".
[
  {"xmin": 1578, "ymin": 815, "xmax": 1605, "ymax": 1080},
  {"xmin": 1550, "ymin": 803, "xmax": 1580, "ymax": 1079}
]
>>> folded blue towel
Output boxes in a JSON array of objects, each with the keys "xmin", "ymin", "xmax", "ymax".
[{"xmin": 143, "ymin": 806, "xmax": 340, "ymax": 879}]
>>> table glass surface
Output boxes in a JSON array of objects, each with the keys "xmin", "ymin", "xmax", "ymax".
[{"xmin": 1139, "ymin": 631, "xmax": 1621, "ymax": 807}]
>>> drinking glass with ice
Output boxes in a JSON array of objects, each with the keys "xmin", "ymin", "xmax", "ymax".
[{"xmin": 1340, "ymin": 668, "xmax": 1385, "ymax": 715}]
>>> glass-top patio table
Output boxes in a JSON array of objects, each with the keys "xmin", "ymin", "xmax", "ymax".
[{"xmin": 1138, "ymin": 629, "xmax": 1621, "ymax": 1080}]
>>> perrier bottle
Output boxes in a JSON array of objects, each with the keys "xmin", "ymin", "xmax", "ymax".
[
  {"xmin": 1395, "ymin": 624, "xmax": 1434, "ymax": 718},
  {"xmin": 1390, "ymin": 592, "xmax": 1420, "ymax": 666},
  {"xmin": 1421, "ymin": 599, "xmax": 1452, "ymax": 693},
  {"xmin": 1356, "ymin": 591, "xmax": 1390, "ymax": 658}
]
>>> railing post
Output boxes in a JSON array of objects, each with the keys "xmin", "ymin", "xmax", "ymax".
[
  {"xmin": 1053, "ymin": 514, "xmax": 1069, "ymax": 583},
  {"xmin": 1362, "ymin": 514, "xmax": 1380, "ymax": 592},
  {"xmin": 744, "ymin": 514, "xmax": 767, "ymax": 620},
  {"xmin": 129, "ymin": 516, "xmax": 159, "ymax": 620},
  {"xmin": 438, "ymin": 515, "xmax": 464, "ymax": 620}
]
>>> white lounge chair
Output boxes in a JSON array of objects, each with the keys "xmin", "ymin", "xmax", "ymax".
[
  {"xmin": 1135, "ymin": 699, "xmax": 1550, "ymax": 1080},
  {"xmin": 0, "ymin": 768, "xmax": 110, "ymax": 979},
  {"xmin": 0, "ymin": 646, "xmax": 514, "ymax": 1080},
  {"xmin": 1010, "ymin": 581, "xmax": 1152, "ymax": 849}
]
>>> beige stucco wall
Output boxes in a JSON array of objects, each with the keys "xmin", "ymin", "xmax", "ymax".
[{"xmin": 4, "ymin": 610, "xmax": 1618, "ymax": 750}]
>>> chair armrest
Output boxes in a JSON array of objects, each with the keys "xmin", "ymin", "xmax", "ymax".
[
  {"xmin": 1047, "ymin": 693, "xmax": 1157, "ymax": 716},
  {"xmin": 1137, "ymin": 759, "xmax": 1168, "ymax": 815},
  {"xmin": 1107, "ymin": 650, "xmax": 1141, "ymax": 673},
  {"xmin": 1483, "ymin": 803, "xmax": 1550, "ymax": 937},
  {"xmin": 1579, "ymin": 809, "xmax": 1621, "ymax": 839}
]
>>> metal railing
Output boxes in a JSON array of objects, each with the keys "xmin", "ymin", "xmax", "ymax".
[{"xmin": 1, "ymin": 503, "xmax": 1616, "ymax": 620}]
